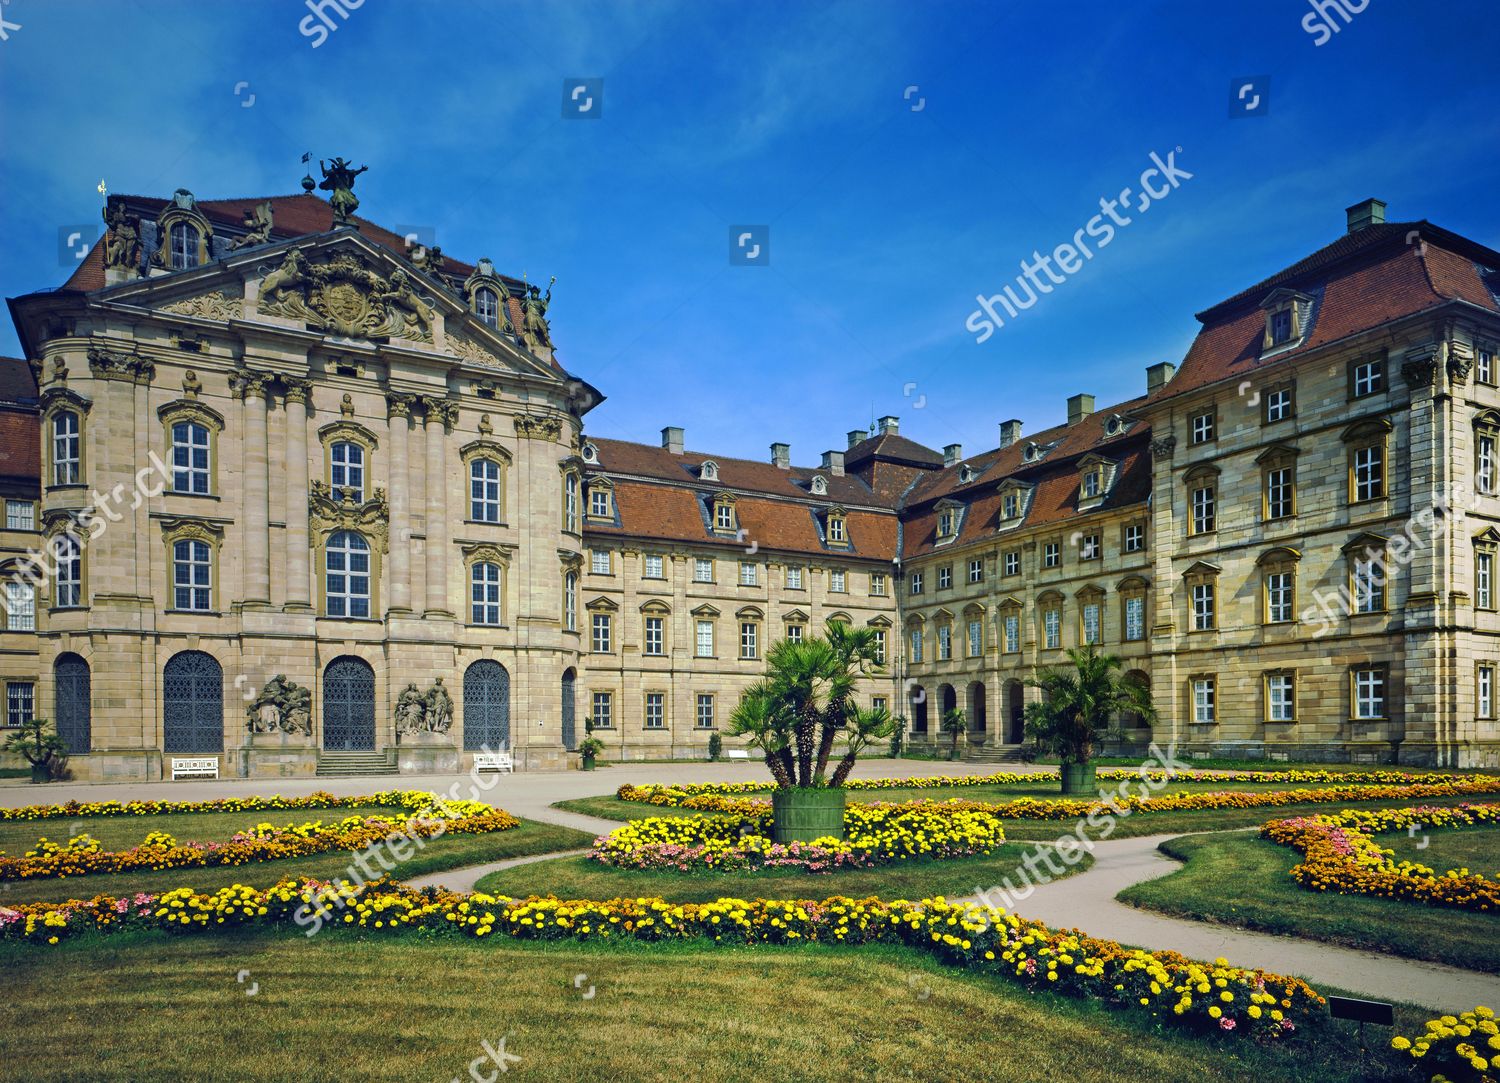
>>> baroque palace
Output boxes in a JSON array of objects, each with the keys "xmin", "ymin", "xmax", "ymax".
[{"xmin": 2, "ymin": 174, "xmax": 1498, "ymax": 780}]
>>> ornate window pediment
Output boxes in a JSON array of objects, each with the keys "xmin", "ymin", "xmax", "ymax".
[
  {"xmin": 866, "ymin": 614, "xmax": 893, "ymax": 627},
  {"xmin": 1342, "ymin": 532, "xmax": 1389, "ymax": 555},
  {"xmin": 318, "ymin": 420, "xmax": 379, "ymax": 453},
  {"xmin": 1183, "ymin": 560, "xmax": 1221, "ymax": 579},
  {"xmin": 159, "ymin": 399, "xmax": 225, "ymax": 432},
  {"xmin": 699, "ymin": 460, "xmax": 719, "ymax": 481},
  {"xmin": 691, "ymin": 603, "xmax": 721, "ymax": 617},
  {"xmin": 257, "ymin": 246, "xmax": 436, "ymax": 344},
  {"xmin": 462, "ymin": 258, "xmax": 514, "ymax": 333},
  {"xmin": 826, "ymin": 611, "xmax": 852, "ymax": 626},
  {"xmin": 737, "ymin": 605, "xmax": 765, "ymax": 620},
  {"xmin": 1340, "ymin": 416, "xmax": 1393, "ymax": 443},
  {"xmin": 1255, "ymin": 443, "xmax": 1301, "ymax": 466},
  {"xmin": 585, "ymin": 595, "xmax": 619, "ymax": 612},
  {"xmin": 152, "ymin": 189, "xmax": 213, "ymax": 271},
  {"xmin": 1256, "ymin": 546, "xmax": 1302, "ymax": 567},
  {"xmin": 1075, "ymin": 583, "xmax": 1106, "ymax": 600},
  {"xmin": 1182, "ymin": 463, "xmax": 1221, "ymax": 485},
  {"xmin": 1116, "ymin": 574, "xmax": 1150, "ymax": 592},
  {"xmin": 309, "ymin": 481, "xmax": 389, "ymax": 553},
  {"xmin": 639, "ymin": 599, "xmax": 671, "ymax": 615}
]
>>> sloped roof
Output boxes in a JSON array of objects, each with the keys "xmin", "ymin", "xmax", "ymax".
[
  {"xmin": 589, "ymin": 437, "xmax": 881, "ymax": 507},
  {"xmin": 0, "ymin": 358, "xmax": 39, "ymax": 486},
  {"xmin": 0, "ymin": 355, "xmax": 38, "ymax": 403}
]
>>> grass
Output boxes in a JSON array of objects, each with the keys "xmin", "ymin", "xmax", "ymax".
[
  {"xmin": 0, "ymin": 819, "xmax": 593, "ymax": 905},
  {"xmin": 1379, "ymin": 824, "xmax": 1500, "ymax": 875},
  {"xmin": 1117, "ymin": 832, "xmax": 1500, "ymax": 973},
  {"xmin": 475, "ymin": 845, "xmax": 1090, "ymax": 903},
  {"xmin": 0, "ymin": 930, "xmax": 1429, "ymax": 1083}
]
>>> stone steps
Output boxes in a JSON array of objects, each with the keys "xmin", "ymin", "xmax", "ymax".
[
  {"xmin": 962, "ymin": 744, "xmax": 1029, "ymax": 764},
  {"xmin": 315, "ymin": 749, "xmax": 399, "ymax": 777}
]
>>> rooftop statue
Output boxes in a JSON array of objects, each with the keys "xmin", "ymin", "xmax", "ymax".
[{"xmin": 319, "ymin": 157, "xmax": 368, "ymax": 225}]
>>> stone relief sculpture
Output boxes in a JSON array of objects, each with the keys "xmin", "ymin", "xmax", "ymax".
[
  {"xmin": 395, "ymin": 683, "xmax": 427, "ymax": 734},
  {"xmin": 395, "ymin": 679, "xmax": 454, "ymax": 736},
  {"xmin": 257, "ymin": 249, "xmax": 435, "ymax": 343},
  {"xmin": 231, "ymin": 201, "xmax": 275, "ymax": 249},
  {"xmin": 245, "ymin": 675, "xmax": 313, "ymax": 735},
  {"xmin": 425, "ymin": 678, "xmax": 453, "ymax": 734}
]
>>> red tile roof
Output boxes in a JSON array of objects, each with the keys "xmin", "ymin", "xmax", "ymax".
[{"xmin": 589, "ymin": 437, "xmax": 883, "ymax": 507}]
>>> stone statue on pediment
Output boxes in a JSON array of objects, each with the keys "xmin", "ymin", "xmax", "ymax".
[
  {"xmin": 319, "ymin": 157, "xmax": 368, "ymax": 225},
  {"xmin": 102, "ymin": 200, "xmax": 141, "ymax": 272},
  {"xmin": 232, "ymin": 201, "xmax": 275, "ymax": 250}
]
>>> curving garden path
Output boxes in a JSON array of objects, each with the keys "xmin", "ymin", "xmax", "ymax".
[{"xmin": 957, "ymin": 831, "xmax": 1500, "ymax": 1015}]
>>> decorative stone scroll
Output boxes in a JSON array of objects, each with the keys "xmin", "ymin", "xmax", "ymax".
[
  {"xmin": 258, "ymin": 249, "xmax": 435, "ymax": 343},
  {"xmin": 309, "ymin": 480, "xmax": 390, "ymax": 553}
]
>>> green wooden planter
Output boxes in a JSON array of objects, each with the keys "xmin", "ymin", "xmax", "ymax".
[
  {"xmin": 771, "ymin": 787, "xmax": 847, "ymax": 843},
  {"xmin": 1059, "ymin": 761, "xmax": 1096, "ymax": 795}
]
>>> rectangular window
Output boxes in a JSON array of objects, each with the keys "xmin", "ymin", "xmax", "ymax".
[
  {"xmin": 828, "ymin": 516, "xmax": 846, "ymax": 543},
  {"xmin": 909, "ymin": 572, "xmax": 923, "ymax": 595},
  {"xmin": 1002, "ymin": 492, "xmax": 1020, "ymax": 519},
  {"xmin": 563, "ymin": 474, "xmax": 579, "ymax": 533},
  {"xmin": 968, "ymin": 558, "xmax": 984, "ymax": 584},
  {"xmin": 909, "ymin": 628, "xmax": 923, "ymax": 663},
  {"xmin": 52, "ymin": 412, "xmax": 80, "ymax": 486},
  {"xmin": 1353, "ymin": 667, "xmax": 1386, "ymax": 719},
  {"xmin": 873, "ymin": 629, "xmax": 887, "ymax": 664},
  {"xmin": 1266, "ymin": 385, "xmax": 1294, "ymax": 423},
  {"xmin": 1081, "ymin": 471, "xmax": 1100, "ymax": 498},
  {"xmin": 1191, "ymin": 485, "xmax": 1216, "ymax": 534},
  {"xmin": 1082, "ymin": 602, "xmax": 1101, "ymax": 645},
  {"xmin": 4, "ymin": 499, "xmax": 34, "ymax": 531},
  {"xmin": 1079, "ymin": 533, "xmax": 1100, "ymax": 561},
  {"xmin": 1480, "ymin": 435, "xmax": 1496, "ymax": 496},
  {"xmin": 1353, "ymin": 445, "xmax": 1384, "ymax": 502},
  {"xmin": 1044, "ymin": 608, "xmax": 1060, "ymax": 650},
  {"xmin": 1003, "ymin": 613, "xmax": 1020, "ymax": 653},
  {"xmin": 1266, "ymin": 571, "xmax": 1294, "ymax": 624},
  {"xmin": 830, "ymin": 569, "xmax": 846, "ymax": 593},
  {"xmin": 695, "ymin": 620, "xmax": 714, "ymax": 657},
  {"xmin": 1124, "ymin": 596, "xmax": 1145, "ymax": 641},
  {"xmin": 696, "ymin": 693, "xmax": 714, "ymax": 729},
  {"xmin": 55, "ymin": 536, "xmax": 81, "ymax": 608},
  {"xmin": 715, "ymin": 503, "xmax": 734, "ymax": 531},
  {"xmin": 1480, "ymin": 350, "xmax": 1494, "ymax": 385},
  {"xmin": 1265, "ymin": 466, "xmax": 1294, "ymax": 520},
  {"xmin": 591, "ymin": 691, "xmax": 613, "ymax": 729},
  {"xmin": 470, "ymin": 459, "xmax": 502, "ymax": 522},
  {"xmin": 693, "ymin": 558, "xmax": 713, "ymax": 583},
  {"xmin": 786, "ymin": 566, "xmax": 803, "ymax": 590},
  {"xmin": 872, "ymin": 696, "xmax": 887, "ymax": 714},
  {"xmin": 6, "ymin": 682, "xmax": 34, "ymax": 728},
  {"xmin": 590, "ymin": 488, "xmax": 610, "ymax": 518},
  {"xmin": 644, "ymin": 693, "xmax": 665, "ymax": 730},
  {"xmin": 870, "ymin": 572, "xmax": 887, "ymax": 596},
  {"xmin": 330, "ymin": 442, "xmax": 364, "ymax": 503},
  {"xmin": 1190, "ymin": 411, "xmax": 1215, "ymax": 444},
  {"xmin": 739, "ymin": 562, "xmax": 758, "ymax": 587},
  {"xmin": 1043, "ymin": 542, "xmax": 1060, "ymax": 569},
  {"xmin": 173, "ymin": 539, "xmax": 213, "ymax": 611},
  {"xmin": 591, "ymin": 550, "xmax": 611, "ymax": 575},
  {"xmin": 968, "ymin": 619, "xmax": 982, "ymax": 657},
  {"xmin": 1123, "ymin": 524, "xmax": 1144, "ymax": 553},
  {"xmin": 1353, "ymin": 554, "xmax": 1386, "ymax": 613},
  {"xmin": 644, "ymin": 554, "xmax": 665, "ymax": 579},
  {"xmin": 938, "ymin": 510, "xmax": 954, "ymax": 537},
  {"xmin": 591, "ymin": 613, "xmax": 612, "ymax": 653},
  {"xmin": 1479, "ymin": 550, "xmax": 1494, "ymax": 611},
  {"xmin": 1004, "ymin": 550, "xmax": 1020, "ymax": 576},
  {"xmin": 740, "ymin": 622, "xmax": 758, "ymax": 660},
  {"xmin": 564, "ymin": 573, "xmax": 577, "ymax": 631},
  {"xmin": 937, "ymin": 566, "xmax": 952, "ymax": 590},
  {"xmin": 1269, "ymin": 308, "xmax": 1293, "ymax": 345},
  {"xmin": 5, "ymin": 582, "xmax": 36, "ymax": 631},
  {"xmin": 1191, "ymin": 581, "xmax": 1215, "ymax": 631},
  {"xmin": 644, "ymin": 615, "xmax": 664, "ymax": 656},
  {"xmin": 470, "ymin": 561, "xmax": 502, "ymax": 625},
  {"xmin": 786, "ymin": 623, "xmax": 804, "ymax": 643},
  {"xmin": 1267, "ymin": 673, "xmax": 1295, "ymax": 722},
  {"xmin": 1352, "ymin": 357, "xmax": 1385, "ymax": 398},
  {"xmin": 1192, "ymin": 677, "xmax": 1216, "ymax": 723},
  {"xmin": 937, "ymin": 624, "xmax": 952, "ymax": 660},
  {"xmin": 1480, "ymin": 665, "xmax": 1495, "ymax": 720}
]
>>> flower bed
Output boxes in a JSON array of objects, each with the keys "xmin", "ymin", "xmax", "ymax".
[
  {"xmin": 589, "ymin": 803, "xmax": 1007, "ymax": 872},
  {"xmin": 1391, "ymin": 1006, "xmax": 1499, "ymax": 1082},
  {"xmin": 0, "ymin": 878, "xmax": 1324, "ymax": 1045},
  {"xmin": 0, "ymin": 788, "xmax": 456, "ymax": 823},
  {"xmin": 617, "ymin": 775, "xmax": 1500, "ymax": 821},
  {"xmin": 0, "ymin": 792, "xmax": 519, "ymax": 882},
  {"xmin": 1261, "ymin": 804, "xmax": 1500, "ymax": 913}
]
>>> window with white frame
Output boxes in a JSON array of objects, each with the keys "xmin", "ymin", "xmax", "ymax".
[
  {"xmin": 1043, "ymin": 607, "xmax": 1060, "ymax": 649},
  {"xmin": 325, "ymin": 531, "xmax": 370, "ymax": 618},
  {"xmin": 644, "ymin": 554, "xmax": 665, "ymax": 579},
  {"xmin": 1081, "ymin": 471, "xmax": 1100, "ymax": 499},
  {"xmin": 169, "ymin": 222, "xmax": 200, "ymax": 269},
  {"xmin": 1002, "ymin": 492, "xmax": 1020, "ymax": 519},
  {"xmin": 474, "ymin": 287, "xmax": 499, "ymax": 328},
  {"xmin": 1190, "ymin": 411, "xmax": 1215, "ymax": 444},
  {"xmin": 1079, "ymin": 533, "xmax": 1100, "ymax": 561},
  {"xmin": 55, "ymin": 534, "xmax": 82, "ymax": 608},
  {"xmin": 693, "ymin": 557, "xmax": 713, "ymax": 583},
  {"xmin": 589, "ymin": 487, "xmax": 611, "ymax": 518},
  {"xmin": 1352, "ymin": 666, "xmax": 1386, "ymax": 719},
  {"xmin": 471, "ymin": 561, "xmax": 502, "ymax": 625},
  {"xmin": 827, "ymin": 515, "xmax": 846, "ymax": 543},
  {"xmin": 909, "ymin": 571, "xmax": 923, "ymax": 595},
  {"xmin": 937, "ymin": 509, "xmax": 955, "ymax": 538},
  {"xmin": 591, "ymin": 612, "xmax": 612, "ymax": 653},
  {"xmin": 1353, "ymin": 553, "xmax": 1386, "ymax": 613},
  {"xmin": 330, "ymin": 442, "xmax": 364, "ymax": 502},
  {"xmin": 909, "ymin": 628, "xmax": 923, "ymax": 663},
  {"xmin": 937, "ymin": 566, "xmax": 952, "ymax": 590},
  {"xmin": 563, "ymin": 473, "xmax": 579, "ymax": 532},
  {"xmin": 470, "ymin": 458, "xmax": 502, "ymax": 522},
  {"xmin": 1352, "ymin": 357, "xmax": 1384, "ymax": 398},
  {"xmin": 644, "ymin": 615, "xmax": 664, "ymax": 655},
  {"xmin": 1480, "ymin": 434, "xmax": 1496, "ymax": 496},
  {"xmin": 1265, "ymin": 570, "xmax": 1294, "ymax": 624},
  {"xmin": 695, "ymin": 619, "xmax": 714, "ymax": 657},
  {"xmin": 1190, "ymin": 484, "xmax": 1216, "ymax": 534},
  {"xmin": 1123, "ymin": 523, "xmax": 1144, "ymax": 553},
  {"xmin": 6, "ymin": 681, "xmax": 34, "ymax": 727},
  {"xmin": 1043, "ymin": 542, "xmax": 1060, "ymax": 568},
  {"xmin": 1264, "ymin": 465, "xmax": 1294, "ymax": 520},
  {"xmin": 968, "ymin": 619, "xmax": 982, "ymax": 657},
  {"xmin": 786, "ymin": 622, "xmax": 804, "ymax": 643},
  {"xmin": 696, "ymin": 694, "xmax": 714, "ymax": 729},
  {"xmin": 1191, "ymin": 581, "xmax": 1215, "ymax": 631},
  {"xmin": 830, "ymin": 569, "xmax": 846, "ymax": 592},
  {"xmin": 937, "ymin": 624, "xmax": 951, "ymax": 660},
  {"xmin": 1478, "ymin": 548, "xmax": 1494, "ymax": 611},
  {"xmin": 1266, "ymin": 385, "xmax": 1294, "ymax": 423},
  {"xmin": 5, "ymin": 499, "xmax": 34, "ymax": 531},
  {"xmin": 591, "ymin": 691, "xmax": 613, "ymax": 728},
  {"xmin": 1480, "ymin": 664, "xmax": 1495, "ymax": 720},
  {"xmin": 1003, "ymin": 612, "xmax": 1020, "ymax": 653},
  {"xmin": 1480, "ymin": 349, "xmax": 1495, "ymax": 385},
  {"xmin": 714, "ymin": 501, "xmax": 734, "ymax": 531},
  {"xmin": 870, "ymin": 572, "xmax": 887, "ymax": 595},
  {"xmin": 968, "ymin": 558, "xmax": 984, "ymax": 584},
  {"xmin": 1082, "ymin": 601, "xmax": 1101, "ymax": 645},
  {"xmin": 1192, "ymin": 677, "xmax": 1216, "ymax": 723},
  {"xmin": 873, "ymin": 628, "xmax": 887, "ymax": 664},
  {"xmin": 5, "ymin": 582, "xmax": 35, "ymax": 631},
  {"xmin": 1352, "ymin": 444, "xmax": 1384, "ymax": 502},
  {"xmin": 739, "ymin": 562, "xmax": 758, "ymax": 587},
  {"xmin": 172, "ymin": 539, "xmax": 213, "ymax": 611},
  {"xmin": 740, "ymin": 621, "xmax": 758, "ymax": 659},
  {"xmin": 591, "ymin": 550, "xmax": 611, "ymax": 575},
  {"xmin": 1124, "ymin": 595, "xmax": 1145, "ymax": 641},
  {"xmin": 1267, "ymin": 672, "xmax": 1295, "ymax": 722},
  {"xmin": 171, "ymin": 422, "xmax": 211, "ymax": 495},
  {"xmin": 564, "ymin": 572, "xmax": 578, "ymax": 631},
  {"xmin": 1004, "ymin": 550, "xmax": 1020, "ymax": 576},
  {"xmin": 786, "ymin": 566, "xmax": 803, "ymax": 589},
  {"xmin": 53, "ymin": 411, "xmax": 80, "ymax": 486}
]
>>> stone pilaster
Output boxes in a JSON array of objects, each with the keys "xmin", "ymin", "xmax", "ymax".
[
  {"xmin": 422, "ymin": 398, "xmax": 454, "ymax": 617},
  {"xmin": 237, "ymin": 371, "xmax": 272, "ymax": 606},
  {"xmin": 284, "ymin": 378, "xmax": 313, "ymax": 610},
  {"xmin": 386, "ymin": 393, "xmax": 416, "ymax": 614}
]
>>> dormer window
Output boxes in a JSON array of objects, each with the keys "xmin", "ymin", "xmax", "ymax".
[
  {"xmin": 811, "ymin": 475, "xmax": 828, "ymax": 496},
  {"xmin": 934, "ymin": 500, "xmax": 962, "ymax": 544},
  {"xmin": 712, "ymin": 494, "xmax": 736, "ymax": 533},
  {"xmin": 1104, "ymin": 414, "xmax": 1126, "ymax": 437},
  {"xmin": 1082, "ymin": 471, "xmax": 1101, "ymax": 498},
  {"xmin": 475, "ymin": 287, "xmax": 500, "ymax": 328},
  {"xmin": 701, "ymin": 461, "xmax": 719, "ymax": 482},
  {"xmin": 959, "ymin": 465, "xmax": 975, "ymax": 483},
  {"xmin": 1269, "ymin": 308, "xmax": 1292, "ymax": 345},
  {"xmin": 1077, "ymin": 455, "xmax": 1115, "ymax": 504},
  {"xmin": 169, "ymin": 223, "xmax": 201, "ymax": 270},
  {"xmin": 588, "ymin": 484, "xmax": 613, "ymax": 519},
  {"xmin": 1023, "ymin": 442, "xmax": 1043, "ymax": 463},
  {"xmin": 826, "ymin": 509, "xmax": 849, "ymax": 547},
  {"xmin": 1003, "ymin": 492, "xmax": 1020, "ymax": 519},
  {"xmin": 581, "ymin": 442, "xmax": 598, "ymax": 463},
  {"xmin": 1260, "ymin": 288, "xmax": 1314, "ymax": 353},
  {"xmin": 938, "ymin": 510, "xmax": 953, "ymax": 536}
]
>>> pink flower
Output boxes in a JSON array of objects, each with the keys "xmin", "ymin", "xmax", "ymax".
[{"xmin": 1219, "ymin": 1017, "xmax": 1237, "ymax": 1031}]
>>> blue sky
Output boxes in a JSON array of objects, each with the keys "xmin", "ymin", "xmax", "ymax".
[{"xmin": 3, "ymin": 0, "xmax": 1497, "ymax": 463}]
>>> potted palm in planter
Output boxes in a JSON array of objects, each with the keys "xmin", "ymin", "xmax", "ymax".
[
  {"xmin": 4, "ymin": 717, "xmax": 69, "ymax": 783},
  {"xmin": 1023, "ymin": 645, "xmax": 1156, "ymax": 795},
  {"xmin": 577, "ymin": 715, "xmax": 605, "ymax": 771},
  {"xmin": 940, "ymin": 707, "xmax": 968, "ymax": 760},
  {"xmin": 728, "ymin": 622, "xmax": 884, "ymax": 842}
]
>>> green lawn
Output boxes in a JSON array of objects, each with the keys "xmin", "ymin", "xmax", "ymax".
[
  {"xmin": 1379, "ymin": 824, "xmax": 1500, "ymax": 876},
  {"xmin": 0, "ymin": 931, "xmax": 1426, "ymax": 1083},
  {"xmin": 475, "ymin": 844, "xmax": 1090, "ymax": 904},
  {"xmin": 0, "ymin": 804, "xmax": 411, "ymax": 854},
  {"xmin": 0, "ymin": 819, "xmax": 593, "ymax": 905},
  {"xmin": 1117, "ymin": 832, "xmax": 1500, "ymax": 973}
]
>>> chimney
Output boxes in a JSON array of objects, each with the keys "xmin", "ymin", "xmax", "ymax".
[
  {"xmin": 943, "ymin": 443, "xmax": 963, "ymax": 467},
  {"xmin": 847, "ymin": 429, "xmax": 867, "ymax": 449},
  {"xmin": 1066, "ymin": 393, "xmax": 1095, "ymax": 426},
  {"xmin": 1146, "ymin": 362, "xmax": 1176, "ymax": 393},
  {"xmin": 998, "ymin": 419, "xmax": 1023, "ymax": 449},
  {"xmin": 1345, "ymin": 198, "xmax": 1387, "ymax": 233},
  {"xmin": 821, "ymin": 450, "xmax": 845, "ymax": 476},
  {"xmin": 661, "ymin": 426, "xmax": 684, "ymax": 455},
  {"xmin": 877, "ymin": 415, "xmax": 899, "ymax": 436},
  {"xmin": 770, "ymin": 442, "xmax": 791, "ymax": 469}
]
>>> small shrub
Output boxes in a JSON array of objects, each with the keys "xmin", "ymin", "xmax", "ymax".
[{"xmin": 707, "ymin": 733, "xmax": 723, "ymax": 762}]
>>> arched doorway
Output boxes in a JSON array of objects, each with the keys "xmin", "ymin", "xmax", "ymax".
[
  {"xmin": 939, "ymin": 684, "xmax": 957, "ymax": 721},
  {"xmin": 1005, "ymin": 680, "xmax": 1025, "ymax": 744},
  {"xmin": 323, "ymin": 656, "xmax": 375, "ymax": 751},
  {"xmin": 560, "ymin": 668, "xmax": 577, "ymax": 751},
  {"xmin": 967, "ymin": 681, "xmax": 987, "ymax": 737},
  {"xmin": 908, "ymin": 684, "xmax": 928, "ymax": 733},
  {"xmin": 1122, "ymin": 670, "xmax": 1152, "ymax": 735},
  {"xmin": 463, "ymin": 659, "xmax": 511, "ymax": 752},
  {"xmin": 54, "ymin": 653, "xmax": 91, "ymax": 755},
  {"xmin": 163, "ymin": 650, "xmax": 223, "ymax": 753}
]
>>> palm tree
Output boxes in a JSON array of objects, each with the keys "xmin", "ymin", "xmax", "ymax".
[
  {"xmin": 728, "ymin": 681, "xmax": 795, "ymax": 788},
  {"xmin": 828, "ymin": 705, "xmax": 896, "ymax": 787},
  {"xmin": 1024, "ymin": 645, "xmax": 1156, "ymax": 792},
  {"xmin": 764, "ymin": 637, "xmax": 840, "ymax": 785},
  {"xmin": 940, "ymin": 706, "xmax": 968, "ymax": 760},
  {"xmin": 813, "ymin": 622, "xmax": 883, "ymax": 783}
]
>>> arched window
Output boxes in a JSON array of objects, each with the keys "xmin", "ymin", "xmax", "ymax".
[
  {"xmin": 171, "ymin": 421, "xmax": 211, "ymax": 494},
  {"xmin": 54, "ymin": 534, "xmax": 82, "ymax": 607},
  {"xmin": 54, "ymin": 653, "xmax": 91, "ymax": 755},
  {"xmin": 169, "ymin": 222, "xmax": 200, "ymax": 270},
  {"xmin": 471, "ymin": 561, "xmax": 502, "ymax": 625},
  {"xmin": 162, "ymin": 650, "xmax": 223, "ymax": 753},
  {"xmin": 53, "ymin": 411, "xmax": 80, "ymax": 485},
  {"xmin": 475, "ymin": 286, "xmax": 499, "ymax": 328},
  {"xmin": 172, "ymin": 539, "xmax": 213, "ymax": 611},
  {"xmin": 330, "ymin": 441, "xmax": 364, "ymax": 502},
  {"xmin": 326, "ymin": 531, "xmax": 370, "ymax": 618},
  {"xmin": 470, "ymin": 458, "xmax": 502, "ymax": 522},
  {"xmin": 564, "ymin": 570, "xmax": 578, "ymax": 631}
]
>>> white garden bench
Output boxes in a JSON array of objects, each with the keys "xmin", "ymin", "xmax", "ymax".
[
  {"xmin": 473, "ymin": 751, "xmax": 513, "ymax": 773},
  {"xmin": 171, "ymin": 756, "xmax": 219, "ymax": 780},
  {"xmin": 726, "ymin": 749, "xmax": 750, "ymax": 761}
]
